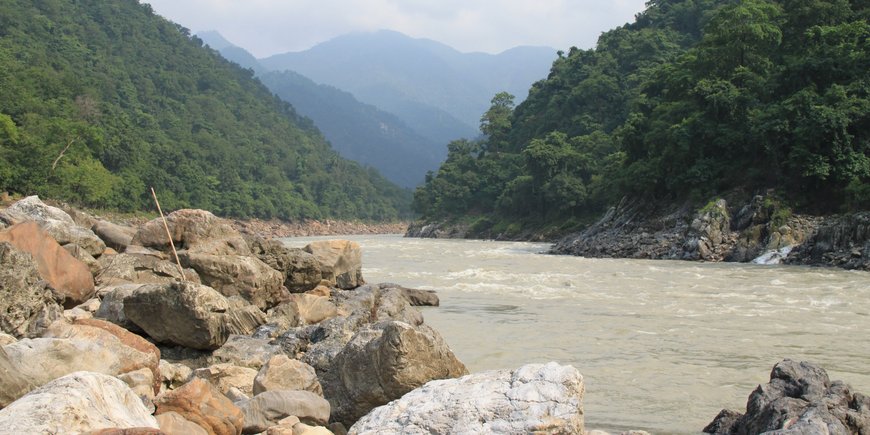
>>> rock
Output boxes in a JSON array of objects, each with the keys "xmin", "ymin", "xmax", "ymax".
[
  {"xmin": 307, "ymin": 285, "xmax": 331, "ymax": 297},
  {"xmin": 132, "ymin": 209, "xmax": 250, "ymax": 256},
  {"xmin": 64, "ymin": 306, "xmax": 94, "ymax": 322},
  {"xmin": 0, "ymin": 222, "xmax": 95, "ymax": 307},
  {"xmin": 0, "ymin": 241, "xmax": 63, "ymax": 338},
  {"xmin": 292, "ymin": 293, "xmax": 339, "ymax": 325},
  {"xmin": 159, "ymin": 360, "xmax": 193, "ymax": 391},
  {"xmin": 211, "ymin": 334, "xmax": 280, "ymax": 369},
  {"xmin": 0, "ymin": 347, "xmax": 37, "ymax": 408},
  {"xmin": 399, "ymin": 287, "xmax": 439, "ymax": 307},
  {"xmin": 304, "ymin": 240, "xmax": 364, "ymax": 289},
  {"xmin": 261, "ymin": 300, "xmax": 301, "ymax": 338},
  {"xmin": 241, "ymin": 390, "xmax": 331, "ymax": 433},
  {"xmin": 290, "ymin": 422, "xmax": 334, "ymax": 435},
  {"xmin": 253, "ymin": 354, "xmax": 323, "ymax": 396},
  {"xmin": 0, "ymin": 371, "xmax": 158, "ymax": 433},
  {"xmin": 83, "ymin": 428, "xmax": 163, "ymax": 435},
  {"xmin": 323, "ymin": 321, "xmax": 468, "ymax": 426},
  {"xmin": 65, "ymin": 243, "xmax": 101, "ymax": 275},
  {"xmin": 124, "ymin": 245, "xmax": 169, "ymax": 259},
  {"xmin": 96, "ymin": 253, "xmax": 199, "ymax": 286},
  {"xmin": 0, "ymin": 332, "xmax": 16, "ymax": 346},
  {"xmin": 93, "ymin": 220, "xmax": 137, "ymax": 252},
  {"xmin": 123, "ymin": 282, "xmax": 266, "ymax": 350},
  {"xmin": 349, "ymin": 362, "xmax": 584, "ymax": 434},
  {"xmin": 94, "ymin": 284, "xmax": 147, "ymax": 331},
  {"xmin": 192, "ymin": 363, "xmax": 258, "ymax": 397},
  {"xmin": 118, "ymin": 367, "xmax": 157, "ymax": 403},
  {"xmin": 178, "ymin": 251, "xmax": 287, "ymax": 310},
  {"xmin": 0, "ymin": 196, "xmax": 106, "ymax": 257},
  {"xmin": 703, "ymin": 359, "xmax": 870, "ymax": 434},
  {"xmin": 156, "ymin": 411, "xmax": 208, "ymax": 435},
  {"xmin": 155, "ymin": 378, "xmax": 244, "ymax": 435},
  {"xmin": 247, "ymin": 236, "xmax": 322, "ymax": 292}
]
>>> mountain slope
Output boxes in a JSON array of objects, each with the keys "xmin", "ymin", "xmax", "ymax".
[
  {"xmin": 0, "ymin": 0, "xmax": 410, "ymax": 221},
  {"xmin": 259, "ymin": 30, "xmax": 556, "ymax": 143},
  {"xmin": 413, "ymin": 0, "xmax": 870, "ymax": 237}
]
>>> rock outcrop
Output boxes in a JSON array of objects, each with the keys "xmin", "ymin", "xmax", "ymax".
[
  {"xmin": 786, "ymin": 212, "xmax": 870, "ymax": 270},
  {"xmin": 123, "ymin": 282, "xmax": 265, "ymax": 350},
  {"xmin": 0, "ymin": 222, "xmax": 95, "ymax": 307},
  {"xmin": 0, "ymin": 241, "xmax": 63, "ymax": 338},
  {"xmin": 304, "ymin": 240, "xmax": 364, "ymax": 289},
  {"xmin": 349, "ymin": 362, "xmax": 585, "ymax": 434},
  {"xmin": 0, "ymin": 372, "xmax": 159, "ymax": 433},
  {"xmin": 704, "ymin": 359, "xmax": 870, "ymax": 434}
]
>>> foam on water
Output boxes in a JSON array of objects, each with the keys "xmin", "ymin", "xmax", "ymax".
[{"xmin": 282, "ymin": 234, "xmax": 870, "ymax": 434}]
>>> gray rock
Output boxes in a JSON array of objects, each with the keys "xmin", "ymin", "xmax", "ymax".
[
  {"xmin": 0, "ymin": 196, "xmax": 106, "ymax": 257},
  {"xmin": 349, "ymin": 362, "xmax": 584, "ymax": 435},
  {"xmin": 132, "ymin": 208, "xmax": 251, "ymax": 256},
  {"xmin": 96, "ymin": 253, "xmax": 198, "ymax": 286},
  {"xmin": 211, "ymin": 334, "xmax": 280, "ymax": 369},
  {"xmin": 94, "ymin": 284, "xmax": 147, "ymax": 331},
  {"xmin": 703, "ymin": 359, "xmax": 870, "ymax": 434},
  {"xmin": 0, "ymin": 371, "xmax": 159, "ymax": 433},
  {"xmin": 322, "ymin": 321, "xmax": 468, "ymax": 426},
  {"xmin": 241, "ymin": 390, "xmax": 331, "ymax": 433},
  {"xmin": 63, "ymin": 243, "xmax": 100, "ymax": 275},
  {"xmin": 123, "ymin": 282, "xmax": 265, "ymax": 350},
  {"xmin": 0, "ymin": 242, "xmax": 63, "ymax": 338},
  {"xmin": 0, "ymin": 347, "xmax": 37, "ymax": 408},
  {"xmin": 178, "ymin": 251, "xmax": 287, "ymax": 310},
  {"xmin": 92, "ymin": 220, "xmax": 137, "ymax": 252}
]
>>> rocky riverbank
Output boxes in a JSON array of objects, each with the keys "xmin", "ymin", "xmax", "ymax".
[{"xmin": 0, "ymin": 195, "xmax": 624, "ymax": 435}]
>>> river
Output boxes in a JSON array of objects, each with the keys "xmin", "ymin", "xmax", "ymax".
[{"xmin": 283, "ymin": 234, "xmax": 870, "ymax": 434}]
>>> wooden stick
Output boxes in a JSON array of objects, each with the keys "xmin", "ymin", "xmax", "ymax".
[{"xmin": 150, "ymin": 187, "xmax": 185, "ymax": 282}]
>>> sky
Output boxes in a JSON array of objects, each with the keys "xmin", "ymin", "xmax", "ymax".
[{"xmin": 141, "ymin": 0, "xmax": 650, "ymax": 58}]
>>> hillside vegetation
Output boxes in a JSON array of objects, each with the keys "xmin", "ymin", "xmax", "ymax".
[
  {"xmin": 0, "ymin": 0, "xmax": 410, "ymax": 221},
  {"xmin": 414, "ymin": 0, "xmax": 869, "ymax": 235}
]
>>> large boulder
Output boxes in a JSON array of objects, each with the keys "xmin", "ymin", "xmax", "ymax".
[
  {"xmin": 248, "ymin": 236, "xmax": 322, "ymax": 293},
  {"xmin": 178, "ymin": 251, "xmax": 287, "ymax": 310},
  {"xmin": 349, "ymin": 362, "xmax": 585, "ymax": 434},
  {"xmin": 5, "ymin": 319, "xmax": 161, "ymax": 395},
  {"xmin": 92, "ymin": 220, "xmax": 137, "ymax": 252},
  {"xmin": 0, "ymin": 347, "xmax": 37, "ymax": 408},
  {"xmin": 211, "ymin": 334, "xmax": 281, "ymax": 370},
  {"xmin": 240, "ymin": 390, "xmax": 331, "ymax": 433},
  {"xmin": 0, "ymin": 222, "xmax": 95, "ymax": 307},
  {"xmin": 0, "ymin": 196, "xmax": 106, "ymax": 257},
  {"xmin": 304, "ymin": 240, "xmax": 363, "ymax": 289},
  {"xmin": 123, "ymin": 282, "xmax": 265, "ymax": 350},
  {"xmin": 155, "ymin": 377, "xmax": 244, "ymax": 435},
  {"xmin": 0, "ymin": 371, "xmax": 159, "ymax": 433},
  {"xmin": 322, "ymin": 321, "xmax": 468, "ymax": 426},
  {"xmin": 253, "ymin": 354, "xmax": 323, "ymax": 396},
  {"xmin": 132, "ymin": 209, "xmax": 250, "ymax": 256},
  {"xmin": 96, "ymin": 253, "xmax": 199, "ymax": 286},
  {"xmin": 0, "ymin": 241, "xmax": 63, "ymax": 338},
  {"xmin": 703, "ymin": 359, "xmax": 870, "ymax": 434}
]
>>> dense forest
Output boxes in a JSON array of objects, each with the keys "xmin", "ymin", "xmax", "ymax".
[
  {"xmin": 414, "ymin": 0, "xmax": 869, "ymax": 235},
  {"xmin": 0, "ymin": 0, "xmax": 411, "ymax": 221}
]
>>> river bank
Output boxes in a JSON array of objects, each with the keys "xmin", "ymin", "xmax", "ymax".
[{"xmin": 407, "ymin": 193, "xmax": 870, "ymax": 271}]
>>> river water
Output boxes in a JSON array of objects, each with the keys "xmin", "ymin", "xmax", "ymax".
[{"xmin": 283, "ymin": 235, "xmax": 870, "ymax": 434}]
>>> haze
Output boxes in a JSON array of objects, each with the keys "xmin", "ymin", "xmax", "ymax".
[{"xmin": 142, "ymin": 0, "xmax": 649, "ymax": 57}]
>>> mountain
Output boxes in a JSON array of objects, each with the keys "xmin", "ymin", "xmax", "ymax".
[
  {"xmin": 259, "ymin": 30, "xmax": 557, "ymax": 143},
  {"xmin": 197, "ymin": 32, "xmax": 443, "ymax": 188},
  {"xmin": 0, "ymin": 0, "xmax": 410, "ymax": 221},
  {"xmin": 413, "ymin": 0, "xmax": 870, "ymax": 236}
]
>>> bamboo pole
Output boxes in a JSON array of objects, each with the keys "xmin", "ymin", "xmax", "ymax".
[{"xmin": 150, "ymin": 187, "xmax": 186, "ymax": 282}]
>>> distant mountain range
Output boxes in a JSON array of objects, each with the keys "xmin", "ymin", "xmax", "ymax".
[{"xmin": 198, "ymin": 30, "xmax": 556, "ymax": 188}]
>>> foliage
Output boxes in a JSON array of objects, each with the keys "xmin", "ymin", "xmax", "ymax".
[
  {"xmin": 0, "ymin": 0, "xmax": 410, "ymax": 220},
  {"xmin": 415, "ymin": 0, "xmax": 869, "ymax": 231}
]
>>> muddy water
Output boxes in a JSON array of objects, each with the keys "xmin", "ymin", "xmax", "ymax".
[{"xmin": 283, "ymin": 235, "xmax": 870, "ymax": 434}]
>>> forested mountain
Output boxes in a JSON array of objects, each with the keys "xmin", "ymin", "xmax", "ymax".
[
  {"xmin": 0, "ymin": 0, "xmax": 410, "ymax": 221},
  {"xmin": 196, "ymin": 32, "xmax": 443, "ymax": 188},
  {"xmin": 260, "ymin": 30, "xmax": 557, "ymax": 145},
  {"xmin": 415, "ymin": 0, "xmax": 869, "ymax": 235}
]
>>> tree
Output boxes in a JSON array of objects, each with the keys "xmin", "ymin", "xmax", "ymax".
[{"xmin": 480, "ymin": 92, "xmax": 515, "ymax": 152}]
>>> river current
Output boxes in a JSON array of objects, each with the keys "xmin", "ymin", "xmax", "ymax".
[{"xmin": 283, "ymin": 234, "xmax": 870, "ymax": 434}]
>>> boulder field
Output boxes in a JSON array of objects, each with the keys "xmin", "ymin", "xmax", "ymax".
[{"xmin": 2, "ymin": 195, "xmax": 866, "ymax": 434}]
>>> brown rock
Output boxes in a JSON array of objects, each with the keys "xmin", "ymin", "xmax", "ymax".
[
  {"xmin": 178, "ymin": 252, "xmax": 286, "ymax": 310},
  {"xmin": 253, "ymin": 354, "xmax": 323, "ymax": 396},
  {"xmin": 241, "ymin": 390, "xmax": 331, "ymax": 433},
  {"xmin": 71, "ymin": 318, "xmax": 162, "ymax": 394},
  {"xmin": 156, "ymin": 411, "xmax": 208, "ymax": 435},
  {"xmin": 0, "ymin": 222, "xmax": 95, "ymax": 307},
  {"xmin": 303, "ymin": 241, "xmax": 363, "ymax": 289},
  {"xmin": 191, "ymin": 363, "xmax": 258, "ymax": 397},
  {"xmin": 132, "ymin": 209, "xmax": 250, "ymax": 256},
  {"xmin": 291, "ymin": 294, "xmax": 339, "ymax": 325},
  {"xmin": 155, "ymin": 378, "xmax": 244, "ymax": 435},
  {"xmin": 92, "ymin": 220, "xmax": 137, "ymax": 252},
  {"xmin": 96, "ymin": 253, "xmax": 199, "ymax": 286},
  {"xmin": 0, "ymin": 196, "xmax": 106, "ymax": 257}
]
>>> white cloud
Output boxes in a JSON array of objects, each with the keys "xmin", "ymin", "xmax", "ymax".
[{"xmin": 142, "ymin": 0, "xmax": 648, "ymax": 57}]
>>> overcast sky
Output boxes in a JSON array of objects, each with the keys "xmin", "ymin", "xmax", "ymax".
[{"xmin": 141, "ymin": 0, "xmax": 649, "ymax": 58}]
